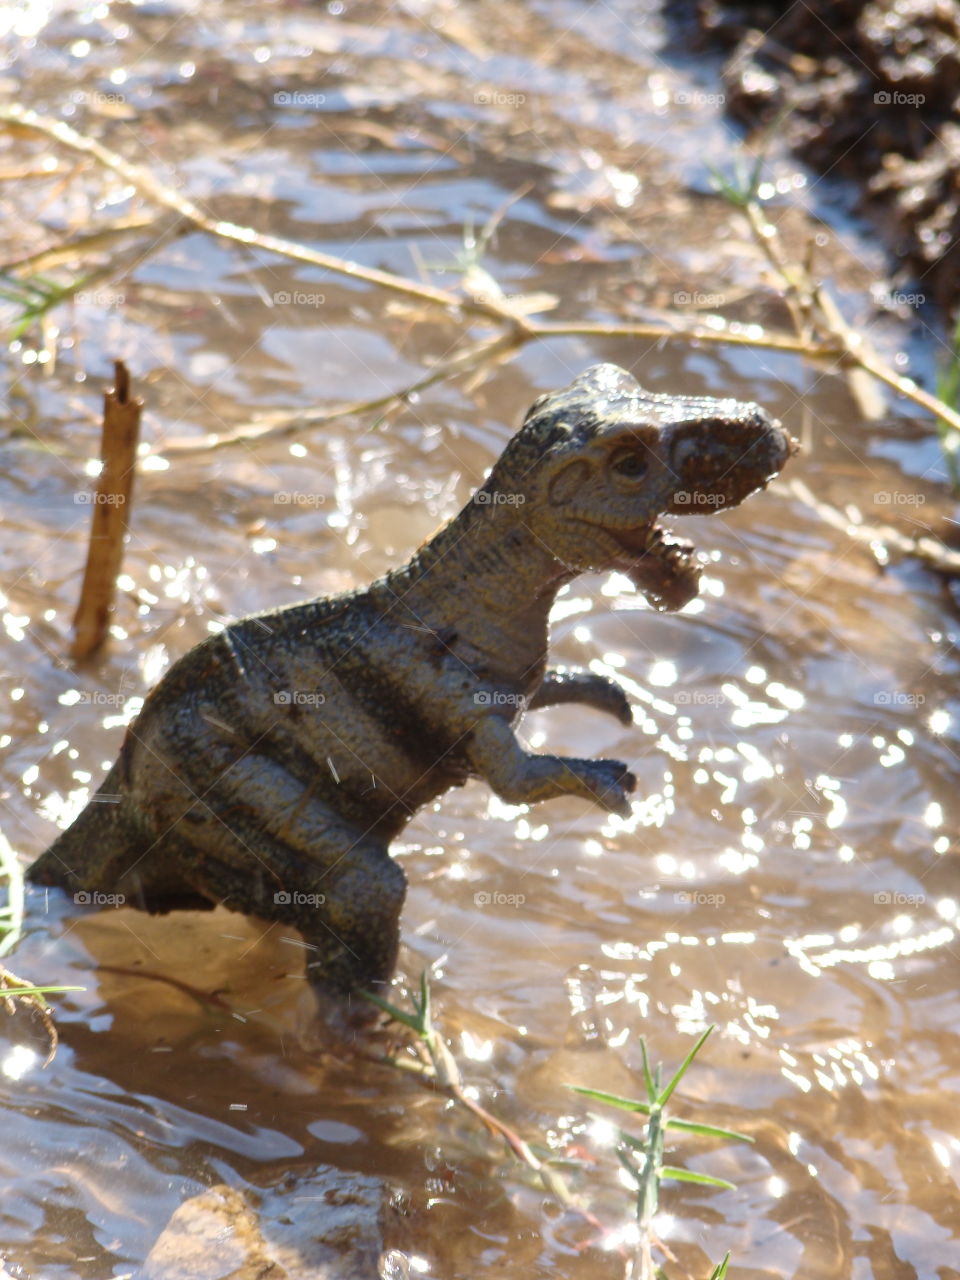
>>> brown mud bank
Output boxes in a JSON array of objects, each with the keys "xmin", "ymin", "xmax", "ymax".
[{"xmin": 687, "ymin": 0, "xmax": 960, "ymax": 311}]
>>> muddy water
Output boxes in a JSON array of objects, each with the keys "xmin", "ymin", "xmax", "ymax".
[{"xmin": 2, "ymin": 1, "xmax": 959, "ymax": 1277}]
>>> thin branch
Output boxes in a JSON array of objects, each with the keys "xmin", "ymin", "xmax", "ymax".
[
  {"xmin": 0, "ymin": 213, "xmax": 176, "ymax": 275},
  {"xmin": 0, "ymin": 103, "xmax": 526, "ymax": 330},
  {"xmin": 155, "ymin": 329, "xmax": 523, "ymax": 456},
  {"xmin": 742, "ymin": 197, "xmax": 960, "ymax": 436},
  {"xmin": 846, "ymin": 342, "xmax": 960, "ymax": 435},
  {"xmin": 151, "ymin": 318, "xmax": 830, "ymax": 459},
  {"xmin": 787, "ymin": 477, "xmax": 960, "ymax": 576},
  {"xmin": 530, "ymin": 317, "xmax": 835, "ymax": 356},
  {"xmin": 71, "ymin": 360, "xmax": 142, "ymax": 659},
  {"xmin": 5, "ymin": 99, "xmax": 960, "ymax": 460}
]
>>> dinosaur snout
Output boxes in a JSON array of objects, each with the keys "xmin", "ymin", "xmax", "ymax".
[
  {"xmin": 757, "ymin": 412, "xmax": 797, "ymax": 472},
  {"xmin": 741, "ymin": 411, "xmax": 796, "ymax": 481},
  {"xmin": 666, "ymin": 408, "xmax": 796, "ymax": 514}
]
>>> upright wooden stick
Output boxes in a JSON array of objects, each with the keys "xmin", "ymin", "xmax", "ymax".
[{"xmin": 70, "ymin": 360, "xmax": 141, "ymax": 660}]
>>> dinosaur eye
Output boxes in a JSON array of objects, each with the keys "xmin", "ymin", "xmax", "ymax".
[{"xmin": 612, "ymin": 452, "xmax": 648, "ymax": 480}]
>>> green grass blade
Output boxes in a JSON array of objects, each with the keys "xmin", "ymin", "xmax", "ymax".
[
  {"xmin": 419, "ymin": 969, "xmax": 431, "ymax": 1025},
  {"xmin": 935, "ymin": 310, "xmax": 960, "ymax": 491},
  {"xmin": 659, "ymin": 1166, "xmax": 736, "ymax": 1191},
  {"xmin": 664, "ymin": 1117, "xmax": 753, "ymax": 1143},
  {"xmin": 0, "ymin": 984, "xmax": 83, "ymax": 998},
  {"xmin": 656, "ymin": 1026, "xmax": 713, "ymax": 1108},
  {"xmin": 360, "ymin": 989, "xmax": 424, "ymax": 1032},
  {"xmin": 569, "ymin": 1085, "xmax": 652, "ymax": 1115},
  {"xmin": 706, "ymin": 158, "xmax": 751, "ymax": 205},
  {"xmin": 639, "ymin": 1036, "xmax": 656, "ymax": 1101},
  {"xmin": 619, "ymin": 1130, "xmax": 651, "ymax": 1153},
  {"xmin": 0, "ymin": 840, "xmax": 24, "ymax": 958},
  {"xmin": 616, "ymin": 1146, "xmax": 641, "ymax": 1188}
]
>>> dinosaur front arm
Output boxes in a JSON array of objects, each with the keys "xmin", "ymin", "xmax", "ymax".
[
  {"xmin": 466, "ymin": 715, "xmax": 636, "ymax": 817},
  {"xmin": 528, "ymin": 670, "xmax": 633, "ymax": 725}
]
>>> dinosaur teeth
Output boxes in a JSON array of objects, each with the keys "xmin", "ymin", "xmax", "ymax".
[{"xmin": 622, "ymin": 522, "xmax": 702, "ymax": 612}]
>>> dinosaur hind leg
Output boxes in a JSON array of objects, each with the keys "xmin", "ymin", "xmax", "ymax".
[{"xmin": 161, "ymin": 751, "xmax": 408, "ymax": 1000}]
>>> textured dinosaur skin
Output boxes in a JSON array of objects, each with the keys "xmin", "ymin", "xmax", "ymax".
[{"xmin": 30, "ymin": 364, "xmax": 795, "ymax": 1002}]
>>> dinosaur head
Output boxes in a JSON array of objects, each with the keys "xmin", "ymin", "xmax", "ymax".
[{"xmin": 489, "ymin": 363, "xmax": 796, "ymax": 611}]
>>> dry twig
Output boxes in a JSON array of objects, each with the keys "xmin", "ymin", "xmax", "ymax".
[{"xmin": 70, "ymin": 360, "xmax": 141, "ymax": 659}]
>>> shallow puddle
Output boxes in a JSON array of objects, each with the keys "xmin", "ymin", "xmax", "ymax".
[{"xmin": 2, "ymin": 1, "xmax": 959, "ymax": 1277}]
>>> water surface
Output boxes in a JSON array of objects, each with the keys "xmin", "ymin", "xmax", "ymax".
[{"xmin": 2, "ymin": 1, "xmax": 958, "ymax": 1276}]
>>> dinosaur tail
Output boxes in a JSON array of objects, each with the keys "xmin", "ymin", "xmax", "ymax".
[{"xmin": 28, "ymin": 761, "xmax": 143, "ymax": 894}]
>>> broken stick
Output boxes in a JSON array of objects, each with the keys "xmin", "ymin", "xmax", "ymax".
[{"xmin": 70, "ymin": 360, "xmax": 141, "ymax": 660}]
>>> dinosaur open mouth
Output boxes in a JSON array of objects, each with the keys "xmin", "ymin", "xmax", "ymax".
[{"xmin": 612, "ymin": 522, "xmax": 702, "ymax": 612}]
